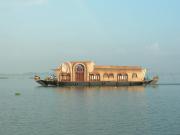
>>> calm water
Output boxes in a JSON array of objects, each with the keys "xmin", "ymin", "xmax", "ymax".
[{"xmin": 1, "ymin": 78, "xmax": 180, "ymax": 135}]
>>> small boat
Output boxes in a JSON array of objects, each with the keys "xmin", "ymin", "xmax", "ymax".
[{"xmin": 35, "ymin": 60, "xmax": 159, "ymax": 87}]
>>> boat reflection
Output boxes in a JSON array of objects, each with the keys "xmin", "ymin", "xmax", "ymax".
[
  {"xmin": 55, "ymin": 85, "xmax": 158, "ymax": 92},
  {"xmin": 36, "ymin": 84, "xmax": 158, "ymax": 94}
]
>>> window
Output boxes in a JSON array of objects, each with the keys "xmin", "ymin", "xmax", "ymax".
[
  {"xmin": 96, "ymin": 74, "xmax": 100, "ymax": 81},
  {"xmin": 60, "ymin": 73, "xmax": 71, "ymax": 81},
  {"xmin": 109, "ymin": 73, "xmax": 114, "ymax": 79},
  {"xmin": 89, "ymin": 74, "xmax": 100, "ymax": 81},
  {"xmin": 124, "ymin": 74, "xmax": 128, "ymax": 80},
  {"xmin": 103, "ymin": 73, "xmax": 109, "ymax": 79},
  {"xmin": 117, "ymin": 73, "xmax": 128, "ymax": 81},
  {"xmin": 117, "ymin": 74, "xmax": 122, "ymax": 81},
  {"xmin": 132, "ymin": 73, "xmax": 138, "ymax": 79}
]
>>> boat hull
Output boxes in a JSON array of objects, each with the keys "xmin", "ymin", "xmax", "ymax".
[
  {"xmin": 58, "ymin": 81, "xmax": 145, "ymax": 86},
  {"xmin": 36, "ymin": 80, "xmax": 57, "ymax": 87},
  {"xmin": 36, "ymin": 80, "xmax": 154, "ymax": 87}
]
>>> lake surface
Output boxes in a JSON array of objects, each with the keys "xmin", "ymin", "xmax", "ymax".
[{"xmin": 0, "ymin": 78, "xmax": 180, "ymax": 135}]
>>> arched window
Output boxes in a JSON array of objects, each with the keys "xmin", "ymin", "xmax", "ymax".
[
  {"xmin": 117, "ymin": 74, "xmax": 122, "ymax": 81},
  {"xmin": 96, "ymin": 74, "xmax": 100, "ymax": 81},
  {"xmin": 103, "ymin": 73, "xmax": 109, "ymax": 79},
  {"xmin": 123, "ymin": 74, "xmax": 128, "ymax": 81},
  {"xmin": 89, "ymin": 73, "xmax": 100, "ymax": 81},
  {"xmin": 132, "ymin": 73, "xmax": 138, "ymax": 79},
  {"xmin": 117, "ymin": 73, "xmax": 128, "ymax": 81},
  {"xmin": 60, "ymin": 73, "xmax": 71, "ymax": 82},
  {"xmin": 89, "ymin": 74, "xmax": 94, "ymax": 81},
  {"xmin": 109, "ymin": 73, "xmax": 114, "ymax": 79}
]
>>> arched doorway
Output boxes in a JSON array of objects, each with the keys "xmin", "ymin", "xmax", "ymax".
[{"xmin": 75, "ymin": 64, "xmax": 85, "ymax": 82}]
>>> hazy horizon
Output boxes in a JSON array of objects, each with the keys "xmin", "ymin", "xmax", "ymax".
[{"xmin": 0, "ymin": 0, "xmax": 180, "ymax": 74}]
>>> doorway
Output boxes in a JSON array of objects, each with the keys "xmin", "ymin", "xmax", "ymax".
[{"xmin": 75, "ymin": 64, "xmax": 85, "ymax": 82}]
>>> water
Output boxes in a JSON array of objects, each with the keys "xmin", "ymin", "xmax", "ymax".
[{"xmin": 1, "ymin": 78, "xmax": 180, "ymax": 135}]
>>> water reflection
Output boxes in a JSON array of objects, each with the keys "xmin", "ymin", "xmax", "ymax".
[
  {"xmin": 36, "ymin": 85, "xmax": 159, "ymax": 93},
  {"xmin": 52, "ymin": 85, "xmax": 158, "ymax": 93},
  {"xmin": 59, "ymin": 86, "xmax": 144, "ymax": 91}
]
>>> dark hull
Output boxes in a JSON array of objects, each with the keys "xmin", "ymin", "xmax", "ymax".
[
  {"xmin": 36, "ymin": 80, "xmax": 155, "ymax": 87},
  {"xmin": 58, "ymin": 81, "xmax": 145, "ymax": 86},
  {"xmin": 36, "ymin": 80, "xmax": 58, "ymax": 87}
]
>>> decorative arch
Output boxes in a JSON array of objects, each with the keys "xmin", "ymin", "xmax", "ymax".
[
  {"xmin": 58, "ymin": 62, "xmax": 72, "ymax": 82},
  {"xmin": 72, "ymin": 63, "xmax": 87, "ymax": 82}
]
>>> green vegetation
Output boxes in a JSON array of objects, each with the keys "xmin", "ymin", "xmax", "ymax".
[{"xmin": 15, "ymin": 93, "xmax": 21, "ymax": 96}]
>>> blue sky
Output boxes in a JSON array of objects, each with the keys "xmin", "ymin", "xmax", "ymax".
[{"xmin": 0, "ymin": 0, "xmax": 180, "ymax": 73}]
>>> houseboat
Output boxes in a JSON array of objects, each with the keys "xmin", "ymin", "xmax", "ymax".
[{"xmin": 34, "ymin": 60, "xmax": 158, "ymax": 87}]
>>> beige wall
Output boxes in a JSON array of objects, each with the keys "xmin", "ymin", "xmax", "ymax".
[
  {"xmin": 55, "ymin": 61, "xmax": 146, "ymax": 82},
  {"xmin": 92, "ymin": 69, "xmax": 145, "ymax": 82}
]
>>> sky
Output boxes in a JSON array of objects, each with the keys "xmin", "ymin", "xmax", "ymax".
[{"xmin": 0, "ymin": 0, "xmax": 180, "ymax": 74}]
